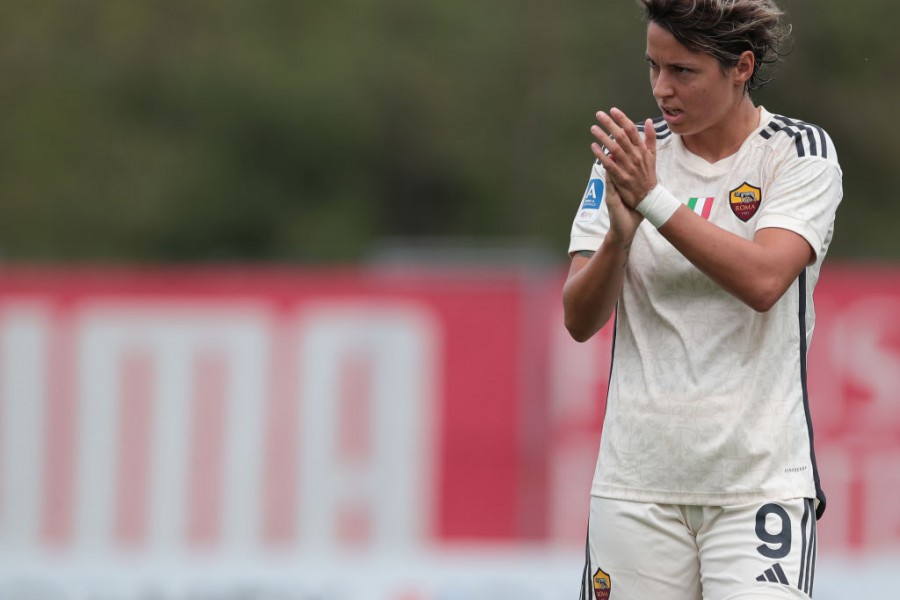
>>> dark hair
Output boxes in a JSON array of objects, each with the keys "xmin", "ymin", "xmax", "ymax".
[{"xmin": 637, "ymin": 0, "xmax": 791, "ymax": 91}]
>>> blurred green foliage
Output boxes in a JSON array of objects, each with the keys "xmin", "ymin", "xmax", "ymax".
[{"xmin": 0, "ymin": 0, "xmax": 895, "ymax": 262}]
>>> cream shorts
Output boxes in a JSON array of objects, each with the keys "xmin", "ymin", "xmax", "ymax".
[{"xmin": 579, "ymin": 496, "xmax": 818, "ymax": 600}]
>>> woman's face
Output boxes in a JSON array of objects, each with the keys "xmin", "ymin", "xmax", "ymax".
[{"xmin": 646, "ymin": 21, "xmax": 747, "ymax": 138}]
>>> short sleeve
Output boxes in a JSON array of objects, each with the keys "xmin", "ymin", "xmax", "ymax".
[
  {"xmin": 568, "ymin": 161, "xmax": 612, "ymax": 255},
  {"xmin": 756, "ymin": 154, "xmax": 843, "ymax": 262}
]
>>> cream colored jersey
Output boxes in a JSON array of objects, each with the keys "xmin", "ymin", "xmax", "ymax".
[{"xmin": 568, "ymin": 107, "xmax": 842, "ymax": 517}]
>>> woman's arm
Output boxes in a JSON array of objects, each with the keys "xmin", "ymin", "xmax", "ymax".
[
  {"xmin": 563, "ymin": 244, "xmax": 625, "ymax": 343},
  {"xmin": 563, "ymin": 183, "xmax": 643, "ymax": 341},
  {"xmin": 658, "ymin": 208, "xmax": 812, "ymax": 312},
  {"xmin": 591, "ymin": 108, "xmax": 814, "ymax": 312}
]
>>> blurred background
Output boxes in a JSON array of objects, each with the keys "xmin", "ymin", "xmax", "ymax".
[{"xmin": 0, "ymin": 1, "xmax": 897, "ymax": 598}]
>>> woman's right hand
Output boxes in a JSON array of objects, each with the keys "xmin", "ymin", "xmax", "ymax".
[{"xmin": 605, "ymin": 181, "xmax": 644, "ymax": 250}]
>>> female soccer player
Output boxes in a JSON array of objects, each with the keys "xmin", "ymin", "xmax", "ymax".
[{"xmin": 563, "ymin": 1, "xmax": 842, "ymax": 598}]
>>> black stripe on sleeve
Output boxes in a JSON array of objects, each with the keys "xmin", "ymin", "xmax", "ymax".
[
  {"xmin": 776, "ymin": 116, "xmax": 818, "ymax": 157},
  {"xmin": 760, "ymin": 115, "xmax": 830, "ymax": 159},
  {"xmin": 637, "ymin": 117, "xmax": 672, "ymax": 140}
]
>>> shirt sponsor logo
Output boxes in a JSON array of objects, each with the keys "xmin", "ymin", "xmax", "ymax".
[
  {"xmin": 729, "ymin": 182, "xmax": 762, "ymax": 222},
  {"xmin": 593, "ymin": 566, "xmax": 611, "ymax": 600}
]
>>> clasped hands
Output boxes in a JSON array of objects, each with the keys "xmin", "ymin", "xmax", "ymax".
[{"xmin": 590, "ymin": 108, "xmax": 659, "ymax": 212}]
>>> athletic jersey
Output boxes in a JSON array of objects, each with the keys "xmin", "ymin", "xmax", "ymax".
[{"xmin": 568, "ymin": 107, "xmax": 842, "ymax": 517}]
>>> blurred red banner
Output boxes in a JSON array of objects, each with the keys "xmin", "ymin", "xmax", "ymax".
[{"xmin": 0, "ymin": 263, "xmax": 896, "ymax": 557}]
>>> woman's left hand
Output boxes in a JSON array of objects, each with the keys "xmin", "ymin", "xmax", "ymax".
[{"xmin": 590, "ymin": 107, "xmax": 658, "ymax": 209}]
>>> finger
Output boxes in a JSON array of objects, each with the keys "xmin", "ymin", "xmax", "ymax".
[
  {"xmin": 610, "ymin": 107, "xmax": 642, "ymax": 148},
  {"xmin": 590, "ymin": 121, "xmax": 615, "ymax": 148},
  {"xmin": 590, "ymin": 124, "xmax": 619, "ymax": 164},
  {"xmin": 590, "ymin": 142, "xmax": 617, "ymax": 173},
  {"xmin": 590, "ymin": 143, "xmax": 626, "ymax": 188},
  {"xmin": 592, "ymin": 118, "xmax": 631, "ymax": 182},
  {"xmin": 595, "ymin": 111, "xmax": 622, "ymax": 143},
  {"xmin": 644, "ymin": 118, "xmax": 657, "ymax": 156}
]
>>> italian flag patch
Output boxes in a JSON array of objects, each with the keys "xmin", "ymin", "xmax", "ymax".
[{"xmin": 687, "ymin": 196, "xmax": 714, "ymax": 219}]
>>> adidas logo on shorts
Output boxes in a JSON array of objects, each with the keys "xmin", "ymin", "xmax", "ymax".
[{"xmin": 756, "ymin": 562, "xmax": 789, "ymax": 585}]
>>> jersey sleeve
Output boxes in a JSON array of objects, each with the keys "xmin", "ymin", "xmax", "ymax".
[
  {"xmin": 756, "ymin": 145, "xmax": 843, "ymax": 262},
  {"xmin": 568, "ymin": 161, "xmax": 612, "ymax": 255}
]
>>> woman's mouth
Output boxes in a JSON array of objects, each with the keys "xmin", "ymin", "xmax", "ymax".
[{"xmin": 661, "ymin": 107, "xmax": 684, "ymax": 124}]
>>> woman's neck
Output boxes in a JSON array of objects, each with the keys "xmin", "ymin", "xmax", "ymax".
[{"xmin": 682, "ymin": 98, "xmax": 761, "ymax": 163}]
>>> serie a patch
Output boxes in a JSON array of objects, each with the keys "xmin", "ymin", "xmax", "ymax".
[
  {"xmin": 577, "ymin": 178, "xmax": 605, "ymax": 222},
  {"xmin": 593, "ymin": 566, "xmax": 611, "ymax": 600}
]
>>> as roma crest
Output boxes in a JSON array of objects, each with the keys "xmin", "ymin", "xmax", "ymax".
[
  {"xmin": 593, "ymin": 567, "xmax": 611, "ymax": 600},
  {"xmin": 729, "ymin": 182, "xmax": 762, "ymax": 222}
]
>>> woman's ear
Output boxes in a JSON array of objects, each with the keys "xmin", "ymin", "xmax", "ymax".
[{"xmin": 735, "ymin": 50, "xmax": 755, "ymax": 86}]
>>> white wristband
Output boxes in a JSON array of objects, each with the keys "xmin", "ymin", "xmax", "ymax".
[{"xmin": 635, "ymin": 184, "xmax": 681, "ymax": 228}]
